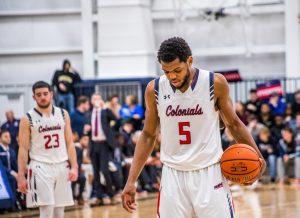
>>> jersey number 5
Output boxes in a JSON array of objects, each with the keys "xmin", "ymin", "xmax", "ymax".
[
  {"xmin": 44, "ymin": 134, "xmax": 60, "ymax": 149},
  {"xmin": 178, "ymin": 122, "xmax": 191, "ymax": 145}
]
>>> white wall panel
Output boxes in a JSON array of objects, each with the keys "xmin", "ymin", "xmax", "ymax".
[
  {"xmin": 0, "ymin": 15, "xmax": 81, "ymax": 50},
  {"xmin": 0, "ymin": 0, "xmax": 80, "ymax": 11},
  {"xmin": 0, "ymin": 53, "xmax": 83, "ymax": 84}
]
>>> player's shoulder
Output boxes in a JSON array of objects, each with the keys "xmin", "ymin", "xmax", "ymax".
[{"xmin": 213, "ymin": 73, "xmax": 229, "ymax": 97}]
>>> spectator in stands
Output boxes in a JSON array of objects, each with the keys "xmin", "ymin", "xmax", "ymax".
[
  {"xmin": 72, "ymin": 132, "xmax": 86, "ymax": 205},
  {"xmin": 235, "ymin": 101, "xmax": 248, "ymax": 125},
  {"xmin": 70, "ymin": 96, "xmax": 91, "ymax": 138},
  {"xmin": 245, "ymin": 89, "xmax": 260, "ymax": 115},
  {"xmin": 246, "ymin": 114, "xmax": 264, "ymax": 141},
  {"xmin": 256, "ymin": 127, "xmax": 277, "ymax": 182},
  {"xmin": 106, "ymin": 94, "xmax": 121, "ymax": 119},
  {"xmin": 0, "ymin": 130, "xmax": 18, "ymax": 208},
  {"xmin": 52, "ymin": 59, "xmax": 82, "ymax": 113},
  {"xmin": 284, "ymin": 103, "xmax": 294, "ymax": 123},
  {"xmin": 258, "ymin": 103, "xmax": 273, "ymax": 128},
  {"xmin": 270, "ymin": 115, "xmax": 285, "ymax": 142},
  {"xmin": 268, "ymin": 92, "xmax": 286, "ymax": 117},
  {"xmin": 221, "ymin": 128, "xmax": 235, "ymax": 151},
  {"xmin": 292, "ymin": 90, "xmax": 300, "ymax": 114},
  {"xmin": 89, "ymin": 93, "xmax": 117, "ymax": 206},
  {"xmin": 120, "ymin": 120, "xmax": 135, "ymax": 158},
  {"xmin": 277, "ymin": 127, "xmax": 297, "ymax": 185},
  {"xmin": 80, "ymin": 134, "xmax": 93, "ymax": 201},
  {"xmin": 1, "ymin": 110, "xmax": 19, "ymax": 155},
  {"xmin": 120, "ymin": 95, "xmax": 144, "ymax": 130}
]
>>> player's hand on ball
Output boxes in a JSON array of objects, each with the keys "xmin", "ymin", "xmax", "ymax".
[
  {"xmin": 68, "ymin": 167, "xmax": 78, "ymax": 182},
  {"xmin": 242, "ymin": 158, "xmax": 266, "ymax": 186},
  {"xmin": 122, "ymin": 183, "xmax": 137, "ymax": 213},
  {"xmin": 17, "ymin": 175, "xmax": 28, "ymax": 194}
]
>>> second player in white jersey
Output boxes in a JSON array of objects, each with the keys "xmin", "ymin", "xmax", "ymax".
[
  {"xmin": 18, "ymin": 81, "xmax": 78, "ymax": 218},
  {"xmin": 26, "ymin": 106, "xmax": 68, "ymax": 163},
  {"xmin": 157, "ymin": 69, "xmax": 223, "ymax": 171}
]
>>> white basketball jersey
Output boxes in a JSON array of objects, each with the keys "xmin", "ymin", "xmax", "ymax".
[
  {"xmin": 26, "ymin": 106, "xmax": 68, "ymax": 163},
  {"xmin": 155, "ymin": 68, "xmax": 223, "ymax": 171}
]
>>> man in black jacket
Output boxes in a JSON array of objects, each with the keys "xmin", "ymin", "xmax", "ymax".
[
  {"xmin": 89, "ymin": 93, "xmax": 117, "ymax": 206},
  {"xmin": 52, "ymin": 59, "xmax": 81, "ymax": 113}
]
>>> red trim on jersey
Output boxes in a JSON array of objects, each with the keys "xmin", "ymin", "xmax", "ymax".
[{"xmin": 157, "ymin": 187, "xmax": 161, "ymax": 217}]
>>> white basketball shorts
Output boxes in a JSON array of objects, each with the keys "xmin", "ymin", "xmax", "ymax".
[
  {"xmin": 26, "ymin": 160, "xmax": 74, "ymax": 208},
  {"xmin": 157, "ymin": 163, "xmax": 235, "ymax": 218}
]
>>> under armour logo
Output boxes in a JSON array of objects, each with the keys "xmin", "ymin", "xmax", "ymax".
[{"xmin": 164, "ymin": 95, "xmax": 171, "ymax": 100}]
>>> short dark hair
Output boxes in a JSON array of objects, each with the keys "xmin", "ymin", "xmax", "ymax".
[
  {"xmin": 108, "ymin": 94, "xmax": 119, "ymax": 101},
  {"xmin": 0, "ymin": 129, "xmax": 10, "ymax": 137},
  {"xmin": 32, "ymin": 81, "xmax": 51, "ymax": 94},
  {"xmin": 76, "ymin": 96, "xmax": 89, "ymax": 107},
  {"xmin": 250, "ymin": 89, "xmax": 257, "ymax": 93},
  {"xmin": 157, "ymin": 37, "xmax": 192, "ymax": 63}
]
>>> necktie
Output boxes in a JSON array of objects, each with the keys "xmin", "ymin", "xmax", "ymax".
[{"xmin": 94, "ymin": 110, "xmax": 98, "ymax": 137}]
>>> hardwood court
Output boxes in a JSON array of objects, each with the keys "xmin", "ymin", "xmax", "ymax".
[
  {"xmin": 64, "ymin": 186, "xmax": 300, "ymax": 218},
  {"xmin": 2, "ymin": 185, "xmax": 300, "ymax": 218}
]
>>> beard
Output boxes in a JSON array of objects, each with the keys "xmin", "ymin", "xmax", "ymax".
[
  {"xmin": 37, "ymin": 101, "xmax": 51, "ymax": 109},
  {"xmin": 176, "ymin": 67, "xmax": 191, "ymax": 90}
]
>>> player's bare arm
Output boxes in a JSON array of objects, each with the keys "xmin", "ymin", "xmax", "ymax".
[
  {"xmin": 122, "ymin": 80, "xmax": 159, "ymax": 213},
  {"xmin": 214, "ymin": 73, "xmax": 266, "ymax": 181},
  {"xmin": 17, "ymin": 116, "xmax": 31, "ymax": 194},
  {"xmin": 64, "ymin": 109, "xmax": 78, "ymax": 182}
]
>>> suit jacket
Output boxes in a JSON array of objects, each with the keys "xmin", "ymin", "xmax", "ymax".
[
  {"xmin": 88, "ymin": 108, "xmax": 117, "ymax": 149},
  {"xmin": 0, "ymin": 145, "xmax": 18, "ymax": 176}
]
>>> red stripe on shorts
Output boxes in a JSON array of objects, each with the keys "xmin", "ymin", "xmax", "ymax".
[{"xmin": 157, "ymin": 187, "xmax": 161, "ymax": 217}]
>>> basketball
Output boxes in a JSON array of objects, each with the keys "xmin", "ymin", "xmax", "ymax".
[{"xmin": 220, "ymin": 144, "xmax": 261, "ymax": 184}]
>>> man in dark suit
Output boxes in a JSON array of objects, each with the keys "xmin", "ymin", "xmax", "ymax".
[
  {"xmin": 89, "ymin": 93, "xmax": 117, "ymax": 206},
  {"xmin": 0, "ymin": 130, "xmax": 18, "ymax": 209},
  {"xmin": 1, "ymin": 110, "xmax": 20, "ymax": 155}
]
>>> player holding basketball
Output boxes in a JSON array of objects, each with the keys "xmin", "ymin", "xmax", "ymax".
[
  {"xmin": 122, "ymin": 37, "xmax": 266, "ymax": 217},
  {"xmin": 17, "ymin": 81, "xmax": 78, "ymax": 218}
]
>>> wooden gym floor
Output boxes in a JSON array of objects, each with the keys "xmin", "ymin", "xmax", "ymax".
[{"xmin": 1, "ymin": 185, "xmax": 300, "ymax": 218}]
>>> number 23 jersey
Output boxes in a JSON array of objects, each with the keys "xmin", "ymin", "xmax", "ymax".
[
  {"xmin": 26, "ymin": 106, "xmax": 68, "ymax": 163},
  {"xmin": 155, "ymin": 68, "xmax": 223, "ymax": 171}
]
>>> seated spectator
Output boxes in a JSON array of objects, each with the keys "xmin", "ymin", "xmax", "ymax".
[
  {"xmin": 235, "ymin": 101, "xmax": 248, "ymax": 125},
  {"xmin": 71, "ymin": 132, "xmax": 86, "ymax": 205},
  {"xmin": 80, "ymin": 134, "xmax": 93, "ymax": 201},
  {"xmin": 52, "ymin": 59, "xmax": 82, "ymax": 113},
  {"xmin": 258, "ymin": 103, "xmax": 273, "ymax": 128},
  {"xmin": 270, "ymin": 115, "xmax": 285, "ymax": 142},
  {"xmin": 268, "ymin": 92, "xmax": 286, "ymax": 117},
  {"xmin": 0, "ymin": 130, "xmax": 18, "ymax": 209},
  {"xmin": 245, "ymin": 89, "xmax": 261, "ymax": 115},
  {"xmin": 221, "ymin": 128, "xmax": 235, "ymax": 151},
  {"xmin": 70, "ymin": 96, "xmax": 91, "ymax": 138},
  {"xmin": 120, "ymin": 95, "xmax": 144, "ymax": 130},
  {"xmin": 277, "ymin": 127, "xmax": 297, "ymax": 185},
  {"xmin": 256, "ymin": 127, "xmax": 278, "ymax": 182},
  {"xmin": 246, "ymin": 114, "xmax": 264, "ymax": 141},
  {"xmin": 1, "ymin": 110, "xmax": 19, "ymax": 155},
  {"xmin": 292, "ymin": 90, "xmax": 300, "ymax": 114},
  {"xmin": 284, "ymin": 103, "xmax": 294, "ymax": 123}
]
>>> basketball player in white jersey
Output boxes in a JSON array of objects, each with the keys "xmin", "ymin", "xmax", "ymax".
[
  {"xmin": 122, "ymin": 37, "xmax": 266, "ymax": 217},
  {"xmin": 17, "ymin": 81, "xmax": 78, "ymax": 218}
]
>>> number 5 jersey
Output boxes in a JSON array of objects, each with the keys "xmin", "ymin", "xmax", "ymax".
[
  {"xmin": 154, "ymin": 68, "xmax": 223, "ymax": 171},
  {"xmin": 26, "ymin": 106, "xmax": 68, "ymax": 163}
]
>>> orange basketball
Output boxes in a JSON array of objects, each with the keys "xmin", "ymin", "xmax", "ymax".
[{"xmin": 220, "ymin": 144, "xmax": 261, "ymax": 184}]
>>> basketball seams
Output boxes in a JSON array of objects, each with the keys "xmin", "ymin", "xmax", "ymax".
[{"xmin": 221, "ymin": 166, "xmax": 260, "ymax": 176}]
